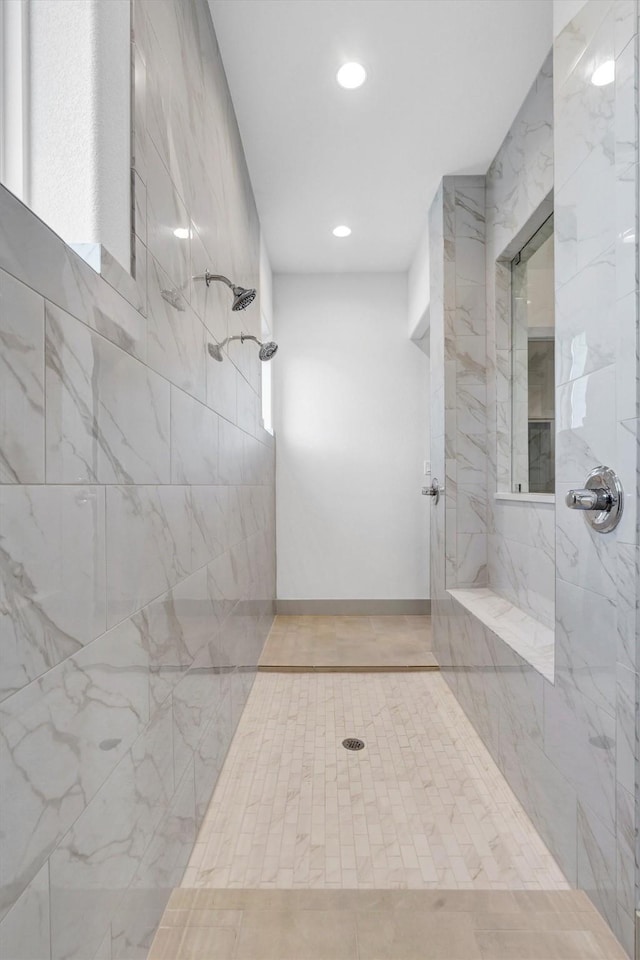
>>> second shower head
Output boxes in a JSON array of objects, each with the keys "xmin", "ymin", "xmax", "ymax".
[{"xmin": 207, "ymin": 333, "xmax": 278, "ymax": 363}]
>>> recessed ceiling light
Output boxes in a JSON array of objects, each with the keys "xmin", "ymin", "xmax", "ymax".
[
  {"xmin": 336, "ymin": 62, "xmax": 366, "ymax": 89},
  {"xmin": 591, "ymin": 60, "xmax": 615, "ymax": 86},
  {"xmin": 173, "ymin": 227, "xmax": 191, "ymax": 239},
  {"xmin": 332, "ymin": 225, "xmax": 352, "ymax": 238}
]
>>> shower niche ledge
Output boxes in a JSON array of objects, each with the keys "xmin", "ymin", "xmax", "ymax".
[{"xmin": 447, "ymin": 587, "xmax": 554, "ymax": 683}]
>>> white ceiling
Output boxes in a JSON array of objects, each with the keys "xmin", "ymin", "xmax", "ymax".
[{"xmin": 209, "ymin": 0, "xmax": 553, "ymax": 274}]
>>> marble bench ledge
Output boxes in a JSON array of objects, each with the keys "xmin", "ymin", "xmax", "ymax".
[{"xmin": 447, "ymin": 587, "xmax": 555, "ymax": 684}]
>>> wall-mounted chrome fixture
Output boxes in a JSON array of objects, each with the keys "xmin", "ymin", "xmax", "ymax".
[
  {"xmin": 565, "ymin": 465, "xmax": 623, "ymax": 533},
  {"xmin": 422, "ymin": 477, "xmax": 442, "ymax": 505},
  {"xmin": 193, "ymin": 271, "xmax": 257, "ymax": 311},
  {"xmin": 207, "ymin": 333, "xmax": 278, "ymax": 363}
]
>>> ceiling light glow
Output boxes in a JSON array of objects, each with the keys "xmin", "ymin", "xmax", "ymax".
[
  {"xmin": 591, "ymin": 60, "xmax": 615, "ymax": 86},
  {"xmin": 332, "ymin": 225, "xmax": 352, "ymax": 238},
  {"xmin": 336, "ymin": 62, "xmax": 366, "ymax": 89},
  {"xmin": 173, "ymin": 227, "xmax": 191, "ymax": 239}
]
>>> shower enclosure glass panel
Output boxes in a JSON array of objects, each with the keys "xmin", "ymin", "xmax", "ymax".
[{"xmin": 511, "ymin": 214, "xmax": 555, "ymax": 494}]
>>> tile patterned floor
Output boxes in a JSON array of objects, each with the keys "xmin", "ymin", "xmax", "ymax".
[
  {"xmin": 258, "ymin": 615, "xmax": 437, "ymax": 669},
  {"xmin": 183, "ymin": 672, "xmax": 568, "ymax": 890},
  {"xmin": 150, "ymin": 888, "xmax": 628, "ymax": 959}
]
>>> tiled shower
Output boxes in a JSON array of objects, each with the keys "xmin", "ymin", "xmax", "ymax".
[
  {"xmin": 429, "ymin": 2, "xmax": 640, "ymax": 954},
  {"xmin": 0, "ymin": 2, "xmax": 275, "ymax": 957}
]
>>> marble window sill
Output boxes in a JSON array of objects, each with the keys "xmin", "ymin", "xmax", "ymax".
[
  {"xmin": 447, "ymin": 587, "xmax": 555, "ymax": 684},
  {"xmin": 494, "ymin": 492, "xmax": 555, "ymax": 504}
]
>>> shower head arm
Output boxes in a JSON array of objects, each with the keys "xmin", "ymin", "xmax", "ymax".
[
  {"xmin": 192, "ymin": 272, "xmax": 234, "ymax": 289},
  {"xmin": 240, "ymin": 333, "xmax": 260, "ymax": 346}
]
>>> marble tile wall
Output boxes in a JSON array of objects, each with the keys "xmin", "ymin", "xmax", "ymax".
[
  {"xmin": 486, "ymin": 52, "xmax": 556, "ymax": 630},
  {"xmin": 430, "ymin": 3, "xmax": 639, "ymax": 955},
  {"xmin": 446, "ymin": 178, "xmax": 489, "ymax": 592},
  {"xmin": 0, "ymin": 1, "xmax": 276, "ymax": 958}
]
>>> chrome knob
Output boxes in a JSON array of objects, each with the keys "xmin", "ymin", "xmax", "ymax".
[
  {"xmin": 565, "ymin": 466, "xmax": 623, "ymax": 534},
  {"xmin": 422, "ymin": 478, "xmax": 442, "ymax": 504},
  {"xmin": 565, "ymin": 488, "xmax": 611, "ymax": 511}
]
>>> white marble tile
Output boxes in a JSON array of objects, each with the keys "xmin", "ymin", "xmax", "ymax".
[
  {"xmin": 46, "ymin": 301, "xmax": 170, "ymax": 484},
  {"xmin": 615, "ymin": 782, "xmax": 635, "ymax": 921},
  {"xmin": 218, "ymin": 418, "xmax": 244, "ymax": 485},
  {"xmin": 147, "ymin": 256, "xmax": 206, "ymax": 402},
  {"xmin": 449, "ymin": 588, "xmax": 555, "ymax": 683},
  {"xmin": 0, "ymin": 485, "xmax": 106, "ymax": 702},
  {"xmin": 555, "ymin": 246, "xmax": 616, "ymax": 384},
  {"xmin": 554, "ymin": 1, "xmax": 613, "ymax": 93},
  {"xmin": 146, "ymin": 139, "xmax": 190, "ymax": 295},
  {"xmin": 0, "ymin": 270, "xmax": 45, "ymax": 483},
  {"xmin": 0, "ymin": 186, "xmax": 147, "ymax": 362},
  {"xmin": 0, "ymin": 617, "xmax": 149, "ymax": 920},
  {"xmin": 236, "ymin": 374, "xmax": 258, "ymax": 436},
  {"xmin": 614, "ymin": 664, "xmax": 635, "ymax": 797},
  {"xmin": 49, "ymin": 702, "xmax": 174, "ymax": 960},
  {"xmin": 544, "ymin": 678, "xmax": 616, "ymax": 836},
  {"xmin": 105, "ymin": 485, "xmax": 192, "ymax": 627},
  {"xmin": 206, "ymin": 352, "xmax": 238, "ymax": 423},
  {"xmin": 555, "ymin": 577, "xmax": 616, "ymax": 715},
  {"xmin": 554, "ymin": 12, "xmax": 615, "ymax": 192},
  {"xmin": 555, "ymin": 150, "xmax": 616, "ymax": 289},
  {"xmin": 555, "ymin": 364, "xmax": 618, "ymax": 482},
  {"xmin": 616, "ymin": 542, "xmax": 638, "ymax": 670},
  {"xmin": 190, "ymin": 485, "xmax": 228, "ymax": 569},
  {"xmin": 170, "ymin": 387, "xmax": 218, "ymax": 484},
  {"xmin": 577, "ymin": 800, "xmax": 617, "ymax": 931},
  {"xmin": 0, "ymin": 863, "xmax": 49, "ymax": 959}
]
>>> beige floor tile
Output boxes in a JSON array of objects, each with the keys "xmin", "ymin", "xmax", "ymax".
[
  {"xmin": 186, "ymin": 673, "xmax": 568, "ymax": 891},
  {"xmin": 474, "ymin": 928, "xmax": 609, "ymax": 959},
  {"xmin": 355, "ymin": 910, "xmax": 481, "ymax": 959},
  {"xmin": 234, "ymin": 909, "xmax": 358, "ymax": 959},
  {"xmin": 259, "ymin": 615, "xmax": 435, "ymax": 669},
  {"xmin": 177, "ymin": 924, "xmax": 239, "ymax": 959}
]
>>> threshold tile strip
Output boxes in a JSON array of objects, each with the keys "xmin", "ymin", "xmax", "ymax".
[{"xmin": 257, "ymin": 663, "xmax": 440, "ymax": 673}]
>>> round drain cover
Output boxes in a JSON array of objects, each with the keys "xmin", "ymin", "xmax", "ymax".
[{"xmin": 342, "ymin": 738, "xmax": 365, "ymax": 751}]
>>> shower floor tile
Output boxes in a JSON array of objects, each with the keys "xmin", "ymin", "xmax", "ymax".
[
  {"xmin": 185, "ymin": 672, "xmax": 568, "ymax": 891},
  {"xmin": 259, "ymin": 615, "xmax": 437, "ymax": 669}
]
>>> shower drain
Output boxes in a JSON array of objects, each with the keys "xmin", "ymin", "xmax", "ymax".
[{"xmin": 342, "ymin": 738, "xmax": 365, "ymax": 751}]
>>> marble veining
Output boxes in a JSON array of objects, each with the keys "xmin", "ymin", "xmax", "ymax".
[
  {"xmin": 431, "ymin": 7, "xmax": 640, "ymax": 956},
  {"xmin": 0, "ymin": 0, "xmax": 275, "ymax": 957},
  {"xmin": 448, "ymin": 588, "xmax": 554, "ymax": 682}
]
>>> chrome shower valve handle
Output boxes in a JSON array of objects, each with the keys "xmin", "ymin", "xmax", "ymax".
[
  {"xmin": 565, "ymin": 466, "xmax": 623, "ymax": 533},
  {"xmin": 422, "ymin": 478, "xmax": 442, "ymax": 504}
]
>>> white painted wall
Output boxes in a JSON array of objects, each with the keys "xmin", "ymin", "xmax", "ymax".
[
  {"xmin": 29, "ymin": 0, "xmax": 131, "ymax": 269},
  {"xmin": 274, "ymin": 273, "xmax": 430, "ymax": 600},
  {"xmin": 407, "ymin": 215, "xmax": 430, "ymax": 339}
]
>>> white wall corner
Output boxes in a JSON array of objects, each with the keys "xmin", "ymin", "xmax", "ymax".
[
  {"xmin": 259, "ymin": 232, "xmax": 273, "ymax": 331},
  {"xmin": 408, "ymin": 214, "xmax": 430, "ymax": 339}
]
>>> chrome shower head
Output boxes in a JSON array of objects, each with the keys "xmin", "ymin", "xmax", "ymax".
[
  {"xmin": 193, "ymin": 271, "xmax": 257, "ymax": 312},
  {"xmin": 206, "ymin": 333, "xmax": 279, "ymax": 363},
  {"xmin": 231, "ymin": 285, "xmax": 257, "ymax": 311},
  {"xmin": 240, "ymin": 333, "xmax": 278, "ymax": 362},
  {"xmin": 258, "ymin": 340, "xmax": 278, "ymax": 361}
]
